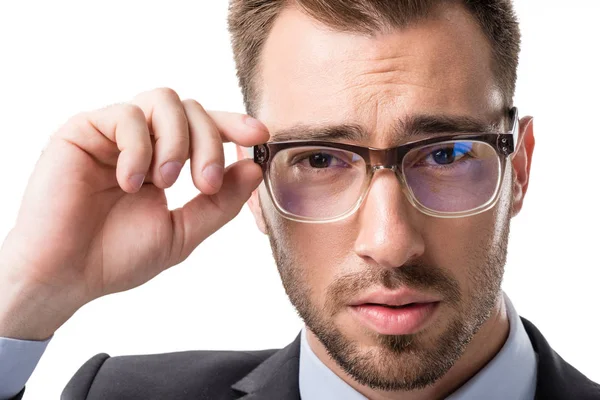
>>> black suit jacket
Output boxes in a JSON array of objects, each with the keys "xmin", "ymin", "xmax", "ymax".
[{"xmin": 14, "ymin": 317, "xmax": 600, "ymax": 399}]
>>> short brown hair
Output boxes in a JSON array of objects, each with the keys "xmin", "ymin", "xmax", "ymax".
[{"xmin": 228, "ymin": 0, "xmax": 521, "ymax": 115}]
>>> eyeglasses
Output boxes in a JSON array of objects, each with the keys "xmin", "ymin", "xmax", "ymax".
[{"xmin": 253, "ymin": 108, "xmax": 519, "ymax": 223}]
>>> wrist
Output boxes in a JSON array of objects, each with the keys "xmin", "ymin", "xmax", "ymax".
[{"xmin": 0, "ymin": 270, "xmax": 75, "ymax": 341}]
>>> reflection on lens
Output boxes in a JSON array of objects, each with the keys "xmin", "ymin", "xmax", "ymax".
[
  {"xmin": 403, "ymin": 141, "xmax": 500, "ymax": 213},
  {"xmin": 269, "ymin": 146, "xmax": 366, "ymax": 219}
]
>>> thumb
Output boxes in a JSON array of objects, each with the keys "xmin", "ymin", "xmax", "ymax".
[{"xmin": 169, "ymin": 159, "xmax": 263, "ymax": 263}]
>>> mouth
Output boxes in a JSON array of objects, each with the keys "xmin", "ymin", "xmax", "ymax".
[
  {"xmin": 363, "ymin": 302, "xmax": 421, "ymax": 309},
  {"xmin": 349, "ymin": 301, "xmax": 441, "ymax": 335}
]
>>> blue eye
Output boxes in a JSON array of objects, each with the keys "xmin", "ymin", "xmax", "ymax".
[
  {"xmin": 427, "ymin": 143, "xmax": 472, "ymax": 166},
  {"xmin": 432, "ymin": 148, "xmax": 455, "ymax": 165}
]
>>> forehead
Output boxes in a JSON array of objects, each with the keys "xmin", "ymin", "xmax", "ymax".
[{"xmin": 257, "ymin": 3, "xmax": 503, "ymax": 143}]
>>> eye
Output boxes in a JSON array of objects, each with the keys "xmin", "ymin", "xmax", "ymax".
[
  {"xmin": 296, "ymin": 152, "xmax": 350, "ymax": 169},
  {"xmin": 431, "ymin": 148, "xmax": 456, "ymax": 165},
  {"xmin": 425, "ymin": 143, "xmax": 472, "ymax": 166},
  {"xmin": 309, "ymin": 153, "xmax": 332, "ymax": 168}
]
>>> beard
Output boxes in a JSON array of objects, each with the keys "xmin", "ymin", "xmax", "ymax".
[{"xmin": 261, "ymin": 187, "xmax": 511, "ymax": 392}]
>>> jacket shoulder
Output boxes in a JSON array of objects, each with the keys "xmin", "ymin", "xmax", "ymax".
[
  {"xmin": 61, "ymin": 348, "xmax": 278, "ymax": 400},
  {"xmin": 521, "ymin": 317, "xmax": 600, "ymax": 399}
]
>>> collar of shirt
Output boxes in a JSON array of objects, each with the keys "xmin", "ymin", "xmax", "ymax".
[{"xmin": 299, "ymin": 292, "xmax": 538, "ymax": 400}]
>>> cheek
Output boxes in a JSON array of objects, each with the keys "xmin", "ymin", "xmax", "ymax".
[
  {"xmin": 421, "ymin": 215, "xmax": 501, "ymax": 290},
  {"xmin": 262, "ymin": 195, "xmax": 358, "ymax": 304},
  {"xmin": 422, "ymin": 167, "xmax": 512, "ymax": 283},
  {"xmin": 287, "ymin": 222, "xmax": 358, "ymax": 296}
]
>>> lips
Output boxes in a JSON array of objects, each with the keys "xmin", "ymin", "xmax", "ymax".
[
  {"xmin": 350, "ymin": 302, "xmax": 440, "ymax": 335},
  {"xmin": 348, "ymin": 289, "xmax": 441, "ymax": 335},
  {"xmin": 363, "ymin": 303, "xmax": 418, "ymax": 309},
  {"xmin": 350, "ymin": 289, "xmax": 441, "ymax": 308}
]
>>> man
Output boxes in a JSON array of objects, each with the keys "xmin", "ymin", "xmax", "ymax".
[{"xmin": 0, "ymin": 0, "xmax": 598, "ymax": 399}]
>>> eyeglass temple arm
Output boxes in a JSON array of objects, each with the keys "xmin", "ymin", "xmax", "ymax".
[{"xmin": 502, "ymin": 107, "xmax": 519, "ymax": 158}]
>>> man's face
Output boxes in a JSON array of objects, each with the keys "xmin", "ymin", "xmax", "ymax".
[{"xmin": 252, "ymin": 3, "xmax": 515, "ymax": 391}]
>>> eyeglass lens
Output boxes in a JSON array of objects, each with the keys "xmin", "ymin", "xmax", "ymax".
[{"xmin": 268, "ymin": 141, "xmax": 501, "ymax": 219}]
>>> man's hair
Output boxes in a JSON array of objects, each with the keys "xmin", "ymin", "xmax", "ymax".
[{"xmin": 228, "ymin": 0, "xmax": 521, "ymax": 116}]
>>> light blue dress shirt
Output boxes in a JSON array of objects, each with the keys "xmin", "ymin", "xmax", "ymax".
[
  {"xmin": 0, "ymin": 293, "xmax": 536, "ymax": 400},
  {"xmin": 299, "ymin": 293, "xmax": 538, "ymax": 400},
  {"xmin": 0, "ymin": 336, "xmax": 51, "ymax": 399}
]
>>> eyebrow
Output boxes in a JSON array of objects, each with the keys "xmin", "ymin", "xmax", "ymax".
[{"xmin": 269, "ymin": 114, "xmax": 502, "ymax": 143}]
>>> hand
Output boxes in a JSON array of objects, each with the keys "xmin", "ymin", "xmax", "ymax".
[{"xmin": 0, "ymin": 88, "xmax": 269, "ymax": 340}]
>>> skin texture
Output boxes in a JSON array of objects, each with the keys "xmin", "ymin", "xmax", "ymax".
[{"xmin": 240, "ymin": 3, "xmax": 535, "ymax": 400}]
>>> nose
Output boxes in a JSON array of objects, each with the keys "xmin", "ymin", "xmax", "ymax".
[{"xmin": 353, "ymin": 168, "xmax": 425, "ymax": 269}]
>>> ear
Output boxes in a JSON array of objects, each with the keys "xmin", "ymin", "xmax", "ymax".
[
  {"xmin": 236, "ymin": 145, "xmax": 268, "ymax": 234},
  {"xmin": 511, "ymin": 116, "xmax": 535, "ymax": 217}
]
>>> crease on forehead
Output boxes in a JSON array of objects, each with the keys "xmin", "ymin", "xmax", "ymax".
[
  {"xmin": 261, "ymin": 2, "xmax": 493, "ymax": 76},
  {"xmin": 258, "ymin": 2, "xmax": 501, "ymax": 143}
]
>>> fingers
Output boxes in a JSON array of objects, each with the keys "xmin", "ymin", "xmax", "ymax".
[
  {"xmin": 56, "ymin": 87, "xmax": 270, "ymax": 196},
  {"xmin": 168, "ymin": 159, "xmax": 263, "ymax": 262},
  {"xmin": 182, "ymin": 102, "xmax": 269, "ymax": 194},
  {"xmin": 182, "ymin": 100, "xmax": 227, "ymax": 195},
  {"xmin": 207, "ymin": 110, "xmax": 270, "ymax": 147},
  {"xmin": 58, "ymin": 104, "xmax": 153, "ymax": 193},
  {"xmin": 132, "ymin": 88, "xmax": 189, "ymax": 188}
]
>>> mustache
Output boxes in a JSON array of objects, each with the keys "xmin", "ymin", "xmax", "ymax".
[{"xmin": 325, "ymin": 262, "xmax": 461, "ymax": 309}]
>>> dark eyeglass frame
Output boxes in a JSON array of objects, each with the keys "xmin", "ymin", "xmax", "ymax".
[{"xmin": 253, "ymin": 107, "xmax": 519, "ymax": 223}]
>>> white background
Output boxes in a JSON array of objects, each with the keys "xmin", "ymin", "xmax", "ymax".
[{"xmin": 0, "ymin": 1, "xmax": 599, "ymax": 398}]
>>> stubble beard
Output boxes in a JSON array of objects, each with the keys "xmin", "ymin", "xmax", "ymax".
[{"xmin": 262, "ymin": 199, "xmax": 510, "ymax": 392}]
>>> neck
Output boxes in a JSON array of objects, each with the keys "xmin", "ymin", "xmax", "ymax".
[{"xmin": 306, "ymin": 293, "xmax": 510, "ymax": 400}]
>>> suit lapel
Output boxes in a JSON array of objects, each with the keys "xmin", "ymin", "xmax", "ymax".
[
  {"xmin": 522, "ymin": 317, "xmax": 600, "ymax": 399},
  {"xmin": 231, "ymin": 334, "xmax": 301, "ymax": 400}
]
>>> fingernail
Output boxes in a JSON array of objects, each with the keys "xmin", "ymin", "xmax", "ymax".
[
  {"xmin": 129, "ymin": 174, "xmax": 145, "ymax": 191},
  {"xmin": 160, "ymin": 161, "xmax": 183, "ymax": 187},
  {"xmin": 245, "ymin": 116, "xmax": 267, "ymax": 131},
  {"xmin": 203, "ymin": 163, "xmax": 224, "ymax": 190}
]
